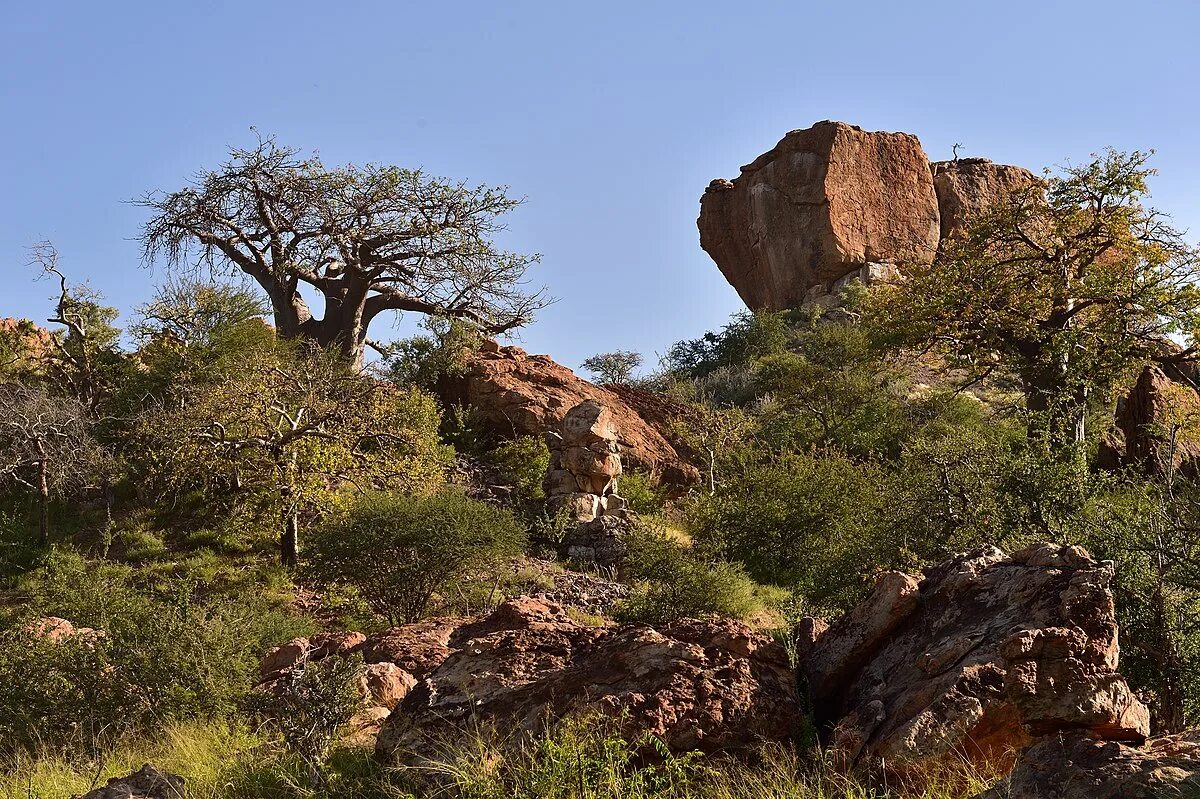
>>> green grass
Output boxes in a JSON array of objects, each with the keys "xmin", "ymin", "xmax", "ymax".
[{"xmin": 0, "ymin": 717, "xmax": 994, "ymax": 799}]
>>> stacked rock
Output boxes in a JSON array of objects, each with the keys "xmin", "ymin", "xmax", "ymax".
[{"xmin": 544, "ymin": 400, "xmax": 628, "ymax": 522}]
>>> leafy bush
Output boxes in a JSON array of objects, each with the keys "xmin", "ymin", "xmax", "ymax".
[
  {"xmin": 616, "ymin": 522, "xmax": 760, "ymax": 625},
  {"xmin": 306, "ymin": 489, "xmax": 527, "ymax": 625},
  {"xmin": 0, "ymin": 551, "xmax": 312, "ymax": 755},
  {"xmin": 618, "ymin": 471, "xmax": 667, "ymax": 515},
  {"xmin": 252, "ymin": 655, "xmax": 363, "ymax": 772},
  {"xmin": 487, "ymin": 435, "xmax": 550, "ymax": 502}
]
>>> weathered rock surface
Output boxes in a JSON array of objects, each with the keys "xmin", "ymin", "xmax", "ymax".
[
  {"xmin": 26, "ymin": 616, "xmax": 103, "ymax": 645},
  {"xmin": 438, "ymin": 344, "xmax": 699, "ymax": 485},
  {"xmin": 544, "ymin": 400, "xmax": 628, "ymax": 524},
  {"xmin": 698, "ymin": 120, "xmax": 940, "ymax": 310},
  {"xmin": 78, "ymin": 763, "xmax": 185, "ymax": 799},
  {"xmin": 798, "ymin": 544, "xmax": 1149, "ymax": 772},
  {"xmin": 376, "ymin": 597, "xmax": 798, "ymax": 764},
  {"xmin": 1101, "ymin": 364, "xmax": 1200, "ymax": 477},
  {"xmin": 931, "ymin": 158, "xmax": 1039, "ymax": 241},
  {"xmin": 974, "ymin": 730, "xmax": 1200, "ymax": 799}
]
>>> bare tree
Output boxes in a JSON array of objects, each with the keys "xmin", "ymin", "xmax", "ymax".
[
  {"xmin": 28, "ymin": 243, "xmax": 124, "ymax": 411},
  {"xmin": 0, "ymin": 383, "xmax": 105, "ymax": 544},
  {"xmin": 139, "ymin": 138, "xmax": 548, "ymax": 367}
]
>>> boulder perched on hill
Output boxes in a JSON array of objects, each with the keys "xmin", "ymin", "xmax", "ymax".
[
  {"xmin": 798, "ymin": 544, "xmax": 1149, "ymax": 773},
  {"xmin": 698, "ymin": 120, "xmax": 941, "ymax": 310},
  {"xmin": 930, "ymin": 158, "xmax": 1039, "ymax": 242},
  {"xmin": 974, "ymin": 730, "xmax": 1200, "ymax": 799},
  {"xmin": 438, "ymin": 343, "xmax": 699, "ymax": 485},
  {"xmin": 375, "ymin": 597, "xmax": 799, "ymax": 765}
]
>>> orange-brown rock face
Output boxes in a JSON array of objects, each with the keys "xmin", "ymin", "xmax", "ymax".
[
  {"xmin": 440, "ymin": 344, "xmax": 699, "ymax": 486},
  {"xmin": 974, "ymin": 730, "xmax": 1200, "ymax": 799},
  {"xmin": 1102, "ymin": 364, "xmax": 1200, "ymax": 476},
  {"xmin": 798, "ymin": 544, "xmax": 1149, "ymax": 774},
  {"xmin": 930, "ymin": 158, "xmax": 1039, "ymax": 242},
  {"xmin": 698, "ymin": 120, "xmax": 941, "ymax": 310},
  {"xmin": 376, "ymin": 598, "xmax": 800, "ymax": 765}
]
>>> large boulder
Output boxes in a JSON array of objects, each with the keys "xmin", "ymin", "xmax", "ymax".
[
  {"xmin": 376, "ymin": 597, "xmax": 799, "ymax": 765},
  {"xmin": 438, "ymin": 343, "xmax": 699, "ymax": 485},
  {"xmin": 798, "ymin": 544, "xmax": 1149, "ymax": 773},
  {"xmin": 974, "ymin": 730, "xmax": 1200, "ymax": 799},
  {"xmin": 698, "ymin": 120, "xmax": 940, "ymax": 310},
  {"xmin": 930, "ymin": 158, "xmax": 1039, "ymax": 241},
  {"xmin": 78, "ymin": 764, "xmax": 185, "ymax": 799},
  {"xmin": 1101, "ymin": 364, "xmax": 1200, "ymax": 477}
]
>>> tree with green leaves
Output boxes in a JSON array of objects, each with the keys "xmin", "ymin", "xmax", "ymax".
[
  {"xmin": 873, "ymin": 150, "xmax": 1200, "ymax": 449},
  {"xmin": 581, "ymin": 350, "xmax": 643, "ymax": 386},
  {"xmin": 136, "ymin": 341, "xmax": 444, "ymax": 566},
  {"xmin": 139, "ymin": 138, "xmax": 547, "ymax": 367},
  {"xmin": 306, "ymin": 489, "xmax": 525, "ymax": 624}
]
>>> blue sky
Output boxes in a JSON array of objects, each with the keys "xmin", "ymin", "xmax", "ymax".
[{"xmin": 3, "ymin": 1, "xmax": 1199, "ymax": 373}]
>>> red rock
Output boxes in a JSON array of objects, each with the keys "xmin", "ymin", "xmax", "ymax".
[
  {"xmin": 376, "ymin": 599, "xmax": 798, "ymax": 764},
  {"xmin": 259, "ymin": 637, "xmax": 309, "ymax": 680},
  {"xmin": 698, "ymin": 121, "xmax": 941, "ymax": 311},
  {"xmin": 438, "ymin": 345, "xmax": 699, "ymax": 485},
  {"xmin": 358, "ymin": 662, "xmax": 417, "ymax": 710},
  {"xmin": 358, "ymin": 618, "xmax": 465, "ymax": 679},
  {"xmin": 930, "ymin": 158, "xmax": 1040, "ymax": 242},
  {"xmin": 1103, "ymin": 364, "xmax": 1200, "ymax": 476},
  {"xmin": 799, "ymin": 544, "xmax": 1149, "ymax": 773},
  {"xmin": 974, "ymin": 730, "xmax": 1200, "ymax": 799}
]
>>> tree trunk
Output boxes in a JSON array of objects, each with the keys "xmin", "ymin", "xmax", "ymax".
[
  {"xmin": 279, "ymin": 483, "xmax": 299, "ymax": 568},
  {"xmin": 1022, "ymin": 367, "xmax": 1086, "ymax": 448},
  {"xmin": 37, "ymin": 460, "xmax": 50, "ymax": 546}
]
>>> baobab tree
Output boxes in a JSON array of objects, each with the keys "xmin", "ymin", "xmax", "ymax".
[{"xmin": 139, "ymin": 138, "xmax": 547, "ymax": 366}]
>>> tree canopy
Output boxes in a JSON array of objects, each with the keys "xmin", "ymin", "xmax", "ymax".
[{"xmin": 139, "ymin": 138, "xmax": 547, "ymax": 366}]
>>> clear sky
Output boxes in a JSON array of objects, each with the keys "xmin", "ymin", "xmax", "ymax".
[{"xmin": 4, "ymin": 1, "xmax": 1199, "ymax": 373}]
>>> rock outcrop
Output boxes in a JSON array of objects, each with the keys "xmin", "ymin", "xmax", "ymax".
[
  {"xmin": 1100, "ymin": 364, "xmax": 1200, "ymax": 476},
  {"xmin": 544, "ymin": 400, "xmax": 628, "ymax": 523},
  {"xmin": 376, "ymin": 597, "xmax": 799, "ymax": 765},
  {"xmin": 698, "ymin": 120, "xmax": 940, "ymax": 310},
  {"xmin": 798, "ymin": 544, "xmax": 1149, "ymax": 773},
  {"xmin": 79, "ymin": 763, "xmax": 185, "ymax": 799},
  {"xmin": 438, "ymin": 343, "xmax": 699, "ymax": 486},
  {"xmin": 974, "ymin": 730, "xmax": 1200, "ymax": 799},
  {"xmin": 930, "ymin": 158, "xmax": 1039, "ymax": 242}
]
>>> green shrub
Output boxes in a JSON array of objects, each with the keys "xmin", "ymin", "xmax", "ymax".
[
  {"xmin": 616, "ymin": 522, "xmax": 760, "ymax": 625},
  {"xmin": 251, "ymin": 655, "xmax": 363, "ymax": 773},
  {"xmin": 618, "ymin": 471, "xmax": 666, "ymax": 515},
  {"xmin": 0, "ymin": 551, "xmax": 312, "ymax": 755},
  {"xmin": 306, "ymin": 489, "xmax": 527, "ymax": 625},
  {"xmin": 487, "ymin": 435, "xmax": 550, "ymax": 502}
]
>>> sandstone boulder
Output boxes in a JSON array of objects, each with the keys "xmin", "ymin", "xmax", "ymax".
[
  {"xmin": 974, "ymin": 730, "xmax": 1200, "ymax": 799},
  {"xmin": 376, "ymin": 598, "xmax": 798, "ymax": 765},
  {"xmin": 26, "ymin": 616, "xmax": 103, "ymax": 645},
  {"xmin": 698, "ymin": 120, "xmax": 940, "ymax": 310},
  {"xmin": 78, "ymin": 763, "xmax": 185, "ymax": 799},
  {"xmin": 438, "ymin": 345, "xmax": 698, "ymax": 485},
  {"xmin": 799, "ymin": 544, "xmax": 1149, "ymax": 773},
  {"xmin": 1101, "ymin": 364, "xmax": 1200, "ymax": 476},
  {"xmin": 930, "ymin": 158, "xmax": 1039, "ymax": 241}
]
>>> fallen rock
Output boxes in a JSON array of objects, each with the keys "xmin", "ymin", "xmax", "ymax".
[
  {"xmin": 698, "ymin": 120, "xmax": 940, "ymax": 311},
  {"xmin": 974, "ymin": 730, "xmax": 1200, "ymax": 799},
  {"xmin": 930, "ymin": 158, "xmax": 1039, "ymax": 242},
  {"xmin": 358, "ymin": 662, "xmax": 418, "ymax": 710},
  {"xmin": 799, "ymin": 544, "xmax": 1149, "ymax": 773},
  {"xmin": 438, "ymin": 345, "xmax": 699, "ymax": 485},
  {"xmin": 376, "ymin": 598, "xmax": 798, "ymax": 765},
  {"xmin": 78, "ymin": 763, "xmax": 185, "ymax": 799},
  {"xmin": 26, "ymin": 616, "xmax": 103, "ymax": 645}
]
